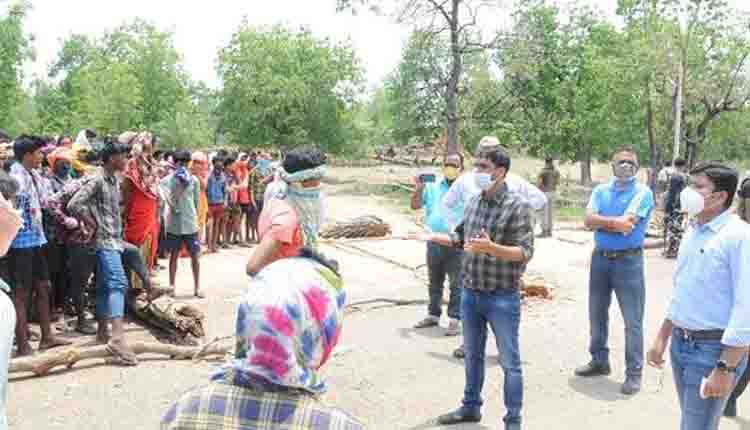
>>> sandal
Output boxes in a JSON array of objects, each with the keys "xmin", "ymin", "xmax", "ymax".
[{"xmin": 106, "ymin": 341, "xmax": 138, "ymax": 366}]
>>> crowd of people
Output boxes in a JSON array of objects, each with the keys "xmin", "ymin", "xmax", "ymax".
[
  {"xmin": 0, "ymin": 128, "xmax": 298, "ymax": 428},
  {"xmin": 0, "ymin": 127, "xmax": 748, "ymax": 430}
]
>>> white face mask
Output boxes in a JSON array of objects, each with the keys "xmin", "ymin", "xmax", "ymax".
[
  {"xmin": 475, "ymin": 172, "xmax": 493, "ymax": 191},
  {"xmin": 680, "ymin": 187, "xmax": 705, "ymax": 216}
]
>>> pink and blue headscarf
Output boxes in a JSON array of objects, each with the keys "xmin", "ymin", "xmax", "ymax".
[{"xmin": 214, "ymin": 256, "xmax": 346, "ymax": 394}]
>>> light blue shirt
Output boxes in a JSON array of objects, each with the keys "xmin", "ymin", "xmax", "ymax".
[
  {"xmin": 667, "ymin": 211, "xmax": 750, "ymax": 347},
  {"xmin": 422, "ymin": 178, "xmax": 458, "ymax": 234},
  {"xmin": 586, "ymin": 179, "xmax": 654, "ymax": 251}
]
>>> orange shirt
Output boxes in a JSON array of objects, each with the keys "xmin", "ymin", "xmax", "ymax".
[{"xmin": 258, "ymin": 199, "xmax": 304, "ymax": 264}]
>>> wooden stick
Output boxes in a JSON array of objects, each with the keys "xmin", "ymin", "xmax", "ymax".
[
  {"xmin": 324, "ymin": 242, "xmax": 418, "ymax": 273},
  {"xmin": 9, "ymin": 341, "xmax": 231, "ymax": 377}
]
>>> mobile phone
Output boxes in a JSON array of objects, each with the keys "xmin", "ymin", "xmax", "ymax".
[{"xmin": 419, "ymin": 173, "xmax": 436, "ymax": 183}]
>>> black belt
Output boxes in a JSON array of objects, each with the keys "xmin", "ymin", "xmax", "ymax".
[
  {"xmin": 675, "ymin": 327, "xmax": 724, "ymax": 341},
  {"xmin": 594, "ymin": 248, "xmax": 643, "ymax": 260}
]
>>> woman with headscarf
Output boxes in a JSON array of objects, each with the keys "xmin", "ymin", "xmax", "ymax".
[
  {"xmin": 161, "ymin": 249, "xmax": 363, "ymax": 429},
  {"xmin": 245, "ymin": 146, "xmax": 326, "ymax": 277},
  {"xmin": 189, "ymin": 151, "xmax": 210, "ymax": 241},
  {"xmin": 121, "ymin": 132, "xmax": 160, "ymax": 285}
]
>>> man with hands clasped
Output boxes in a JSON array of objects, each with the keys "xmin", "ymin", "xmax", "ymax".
[
  {"xmin": 409, "ymin": 147, "xmax": 534, "ymax": 430},
  {"xmin": 575, "ymin": 146, "xmax": 654, "ymax": 396},
  {"xmin": 647, "ymin": 162, "xmax": 750, "ymax": 430}
]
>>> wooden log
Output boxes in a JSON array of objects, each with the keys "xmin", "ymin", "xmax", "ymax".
[
  {"xmin": 9, "ymin": 341, "xmax": 230, "ymax": 377},
  {"xmin": 129, "ymin": 296, "xmax": 206, "ymax": 346}
]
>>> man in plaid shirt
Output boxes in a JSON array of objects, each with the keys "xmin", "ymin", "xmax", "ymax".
[{"xmin": 411, "ymin": 147, "xmax": 533, "ymax": 430}]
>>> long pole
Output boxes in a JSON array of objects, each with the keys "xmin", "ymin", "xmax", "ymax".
[{"xmin": 673, "ymin": 62, "xmax": 683, "ymax": 162}]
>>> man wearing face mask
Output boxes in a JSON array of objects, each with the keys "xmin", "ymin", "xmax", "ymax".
[
  {"xmin": 44, "ymin": 147, "xmax": 74, "ymax": 318},
  {"xmin": 646, "ymin": 162, "xmax": 750, "ymax": 429},
  {"xmin": 442, "ymin": 136, "xmax": 547, "ymax": 359},
  {"xmin": 411, "ymin": 147, "xmax": 533, "ymax": 430},
  {"xmin": 411, "ymin": 154, "xmax": 465, "ymax": 336},
  {"xmin": 575, "ymin": 146, "xmax": 654, "ymax": 396}
]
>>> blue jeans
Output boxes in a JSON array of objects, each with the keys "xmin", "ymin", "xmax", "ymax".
[
  {"xmin": 671, "ymin": 329, "xmax": 748, "ymax": 430},
  {"xmin": 95, "ymin": 249, "xmax": 128, "ymax": 320},
  {"xmin": 426, "ymin": 242, "xmax": 462, "ymax": 320},
  {"xmin": 461, "ymin": 288, "xmax": 523, "ymax": 425},
  {"xmin": 588, "ymin": 253, "xmax": 645, "ymax": 376}
]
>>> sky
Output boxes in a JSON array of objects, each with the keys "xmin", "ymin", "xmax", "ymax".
[{"xmin": 13, "ymin": 0, "xmax": 750, "ymax": 90}]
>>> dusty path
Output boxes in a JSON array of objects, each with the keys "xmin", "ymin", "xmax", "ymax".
[{"xmin": 7, "ymin": 167, "xmax": 750, "ymax": 430}]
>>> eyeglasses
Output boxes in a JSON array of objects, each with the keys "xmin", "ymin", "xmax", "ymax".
[{"xmin": 617, "ymin": 160, "xmax": 638, "ymax": 167}]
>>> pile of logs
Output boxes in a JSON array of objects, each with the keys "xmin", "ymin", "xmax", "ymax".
[{"xmin": 320, "ymin": 216, "xmax": 392, "ymax": 239}]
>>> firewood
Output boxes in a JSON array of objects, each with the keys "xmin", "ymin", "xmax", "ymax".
[
  {"xmin": 320, "ymin": 216, "xmax": 392, "ymax": 239},
  {"xmin": 9, "ymin": 341, "xmax": 230, "ymax": 377}
]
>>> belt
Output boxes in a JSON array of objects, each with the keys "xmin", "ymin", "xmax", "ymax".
[
  {"xmin": 675, "ymin": 327, "xmax": 724, "ymax": 341},
  {"xmin": 594, "ymin": 248, "xmax": 643, "ymax": 259}
]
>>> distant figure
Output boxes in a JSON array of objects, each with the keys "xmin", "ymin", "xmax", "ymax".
[
  {"xmin": 662, "ymin": 158, "xmax": 689, "ymax": 259},
  {"xmin": 536, "ymin": 157, "xmax": 561, "ymax": 238},
  {"xmin": 656, "ymin": 161, "xmax": 674, "ymax": 207}
]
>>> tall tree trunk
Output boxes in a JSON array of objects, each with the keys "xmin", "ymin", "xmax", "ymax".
[
  {"xmin": 645, "ymin": 76, "xmax": 659, "ymax": 191},
  {"xmin": 578, "ymin": 143, "xmax": 592, "ymax": 186},
  {"xmin": 445, "ymin": 0, "xmax": 461, "ymax": 156}
]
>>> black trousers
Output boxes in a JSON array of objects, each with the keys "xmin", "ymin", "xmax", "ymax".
[
  {"xmin": 68, "ymin": 244, "xmax": 96, "ymax": 316},
  {"xmin": 48, "ymin": 241, "xmax": 69, "ymax": 309}
]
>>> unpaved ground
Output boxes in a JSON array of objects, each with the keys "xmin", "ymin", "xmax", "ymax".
[{"xmin": 8, "ymin": 165, "xmax": 750, "ymax": 430}]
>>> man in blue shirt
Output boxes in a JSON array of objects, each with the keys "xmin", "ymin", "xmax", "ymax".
[
  {"xmin": 647, "ymin": 162, "xmax": 750, "ymax": 429},
  {"xmin": 411, "ymin": 154, "xmax": 464, "ymax": 336},
  {"xmin": 575, "ymin": 146, "xmax": 654, "ymax": 396}
]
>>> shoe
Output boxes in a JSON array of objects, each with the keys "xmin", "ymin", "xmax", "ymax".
[
  {"xmin": 437, "ymin": 408, "xmax": 482, "ymax": 425},
  {"xmin": 621, "ymin": 376, "xmax": 642, "ymax": 395},
  {"xmin": 413, "ymin": 316, "xmax": 439, "ymax": 329},
  {"xmin": 724, "ymin": 399, "xmax": 738, "ymax": 417},
  {"xmin": 453, "ymin": 345, "xmax": 465, "ymax": 359},
  {"xmin": 445, "ymin": 319, "xmax": 461, "ymax": 336},
  {"xmin": 574, "ymin": 361, "xmax": 612, "ymax": 377}
]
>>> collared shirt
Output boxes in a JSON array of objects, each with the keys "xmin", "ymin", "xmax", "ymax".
[
  {"xmin": 454, "ymin": 185, "xmax": 534, "ymax": 291},
  {"xmin": 586, "ymin": 179, "xmax": 654, "ymax": 251},
  {"xmin": 442, "ymin": 171, "xmax": 547, "ymax": 230},
  {"xmin": 206, "ymin": 171, "xmax": 227, "ymax": 205},
  {"xmin": 422, "ymin": 178, "xmax": 460, "ymax": 234},
  {"xmin": 161, "ymin": 382, "xmax": 363, "ymax": 430},
  {"xmin": 67, "ymin": 170, "xmax": 123, "ymax": 251},
  {"xmin": 667, "ymin": 211, "xmax": 750, "ymax": 347},
  {"xmin": 47, "ymin": 177, "xmax": 97, "ymax": 246},
  {"xmin": 10, "ymin": 163, "xmax": 47, "ymax": 249},
  {"xmin": 160, "ymin": 173, "xmax": 201, "ymax": 235}
]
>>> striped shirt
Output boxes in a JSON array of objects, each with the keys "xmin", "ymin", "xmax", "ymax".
[
  {"xmin": 67, "ymin": 171, "xmax": 123, "ymax": 251},
  {"xmin": 161, "ymin": 382, "xmax": 363, "ymax": 430}
]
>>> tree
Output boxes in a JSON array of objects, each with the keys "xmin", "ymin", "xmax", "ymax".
[
  {"xmin": 338, "ymin": 0, "xmax": 502, "ymax": 156},
  {"xmin": 497, "ymin": 1, "xmax": 642, "ymax": 184},
  {"xmin": 0, "ymin": 1, "xmax": 33, "ymax": 135},
  {"xmin": 216, "ymin": 24, "xmax": 364, "ymax": 153}
]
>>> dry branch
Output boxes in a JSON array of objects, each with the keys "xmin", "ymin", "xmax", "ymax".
[{"xmin": 9, "ymin": 341, "xmax": 230, "ymax": 377}]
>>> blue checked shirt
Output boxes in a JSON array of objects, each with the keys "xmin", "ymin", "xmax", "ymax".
[
  {"xmin": 453, "ymin": 184, "xmax": 534, "ymax": 291},
  {"xmin": 161, "ymin": 382, "xmax": 363, "ymax": 430},
  {"xmin": 666, "ymin": 210, "xmax": 750, "ymax": 347}
]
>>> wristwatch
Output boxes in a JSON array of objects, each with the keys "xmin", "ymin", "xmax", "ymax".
[{"xmin": 716, "ymin": 360, "xmax": 738, "ymax": 373}]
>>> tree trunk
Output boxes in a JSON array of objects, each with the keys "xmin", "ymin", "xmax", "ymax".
[
  {"xmin": 645, "ymin": 76, "xmax": 660, "ymax": 191},
  {"xmin": 445, "ymin": 0, "xmax": 461, "ymax": 156},
  {"xmin": 578, "ymin": 144, "xmax": 592, "ymax": 186}
]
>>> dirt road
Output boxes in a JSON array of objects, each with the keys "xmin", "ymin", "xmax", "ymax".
[{"xmin": 8, "ymin": 166, "xmax": 749, "ymax": 430}]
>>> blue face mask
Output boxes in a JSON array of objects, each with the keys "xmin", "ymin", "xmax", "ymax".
[
  {"xmin": 474, "ymin": 172, "xmax": 494, "ymax": 191},
  {"xmin": 257, "ymin": 159, "xmax": 271, "ymax": 175}
]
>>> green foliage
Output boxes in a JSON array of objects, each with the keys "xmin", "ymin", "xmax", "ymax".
[
  {"xmin": 0, "ymin": 1, "xmax": 33, "ymax": 136},
  {"xmin": 216, "ymin": 24, "xmax": 364, "ymax": 153}
]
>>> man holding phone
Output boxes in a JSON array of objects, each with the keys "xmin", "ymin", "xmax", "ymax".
[{"xmin": 411, "ymin": 154, "xmax": 464, "ymax": 336}]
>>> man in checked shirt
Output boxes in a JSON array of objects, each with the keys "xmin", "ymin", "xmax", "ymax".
[{"xmin": 410, "ymin": 147, "xmax": 534, "ymax": 430}]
